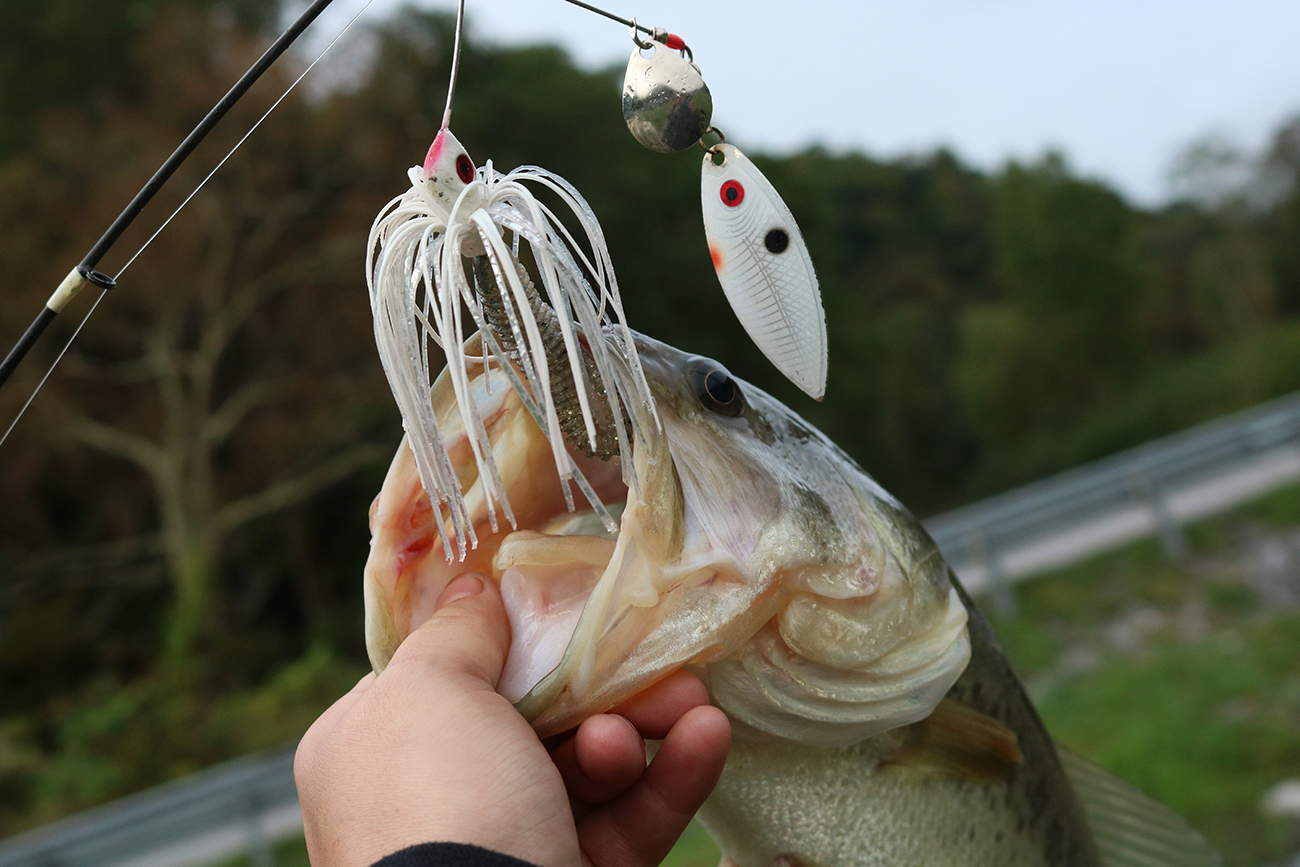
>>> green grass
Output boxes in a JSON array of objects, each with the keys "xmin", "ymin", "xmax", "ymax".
[
  {"xmin": 662, "ymin": 820, "xmax": 722, "ymax": 867},
  {"xmin": 1034, "ymin": 616, "xmax": 1300, "ymax": 866},
  {"xmin": 214, "ymin": 834, "xmax": 311, "ymax": 867},
  {"xmin": 1236, "ymin": 481, "xmax": 1300, "ymax": 528},
  {"xmin": 983, "ymin": 490, "xmax": 1300, "ymax": 867}
]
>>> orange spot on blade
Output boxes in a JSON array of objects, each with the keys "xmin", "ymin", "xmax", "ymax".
[{"xmin": 709, "ymin": 244, "xmax": 723, "ymax": 270}]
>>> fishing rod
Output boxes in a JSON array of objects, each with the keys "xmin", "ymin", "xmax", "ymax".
[
  {"xmin": 0, "ymin": 0, "xmax": 708, "ymax": 440},
  {"xmin": 0, "ymin": 0, "xmax": 343, "ymax": 393}
]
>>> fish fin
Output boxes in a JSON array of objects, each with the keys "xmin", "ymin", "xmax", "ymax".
[
  {"xmin": 1056, "ymin": 745, "xmax": 1223, "ymax": 867},
  {"xmin": 882, "ymin": 697, "xmax": 1022, "ymax": 782}
]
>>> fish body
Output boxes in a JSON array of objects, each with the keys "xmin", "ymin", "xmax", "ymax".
[
  {"xmin": 696, "ymin": 583, "xmax": 1095, "ymax": 867},
  {"xmin": 364, "ymin": 332, "xmax": 1219, "ymax": 867}
]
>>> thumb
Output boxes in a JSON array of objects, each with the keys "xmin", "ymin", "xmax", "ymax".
[{"xmin": 387, "ymin": 572, "xmax": 512, "ymax": 690}]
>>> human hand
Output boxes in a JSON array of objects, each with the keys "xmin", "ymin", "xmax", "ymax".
[{"xmin": 294, "ymin": 572, "xmax": 731, "ymax": 867}]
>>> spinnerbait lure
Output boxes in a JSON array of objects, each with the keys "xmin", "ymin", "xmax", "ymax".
[{"xmin": 366, "ymin": 0, "xmax": 656, "ymax": 562}]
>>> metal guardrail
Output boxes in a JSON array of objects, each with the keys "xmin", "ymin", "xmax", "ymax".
[
  {"xmin": 924, "ymin": 388, "xmax": 1300, "ymax": 596},
  {"xmin": 0, "ymin": 746, "xmax": 301, "ymax": 867},
  {"xmin": 8, "ymin": 390, "xmax": 1300, "ymax": 866}
]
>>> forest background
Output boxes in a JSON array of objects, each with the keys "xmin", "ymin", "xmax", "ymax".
[{"xmin": 1, "ymin": 0, "xmax": 1299, "ymax": 861}]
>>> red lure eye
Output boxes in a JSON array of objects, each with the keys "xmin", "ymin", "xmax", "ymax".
[
  {"xmin": 455, "ymin": 154, "xmax": 474, "ymax": 184},
  {"xmin": 720, "ymin": 180, "xmax": 744, "ymax": 207}
]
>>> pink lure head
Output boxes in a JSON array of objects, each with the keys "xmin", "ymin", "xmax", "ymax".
[
  {"xmin": 419, "ymin": 128, "xmax": 477, "ymax": 214},
  {"xmin": 424, "ymin": 129, "xmax": 475, "ymax": 183}
]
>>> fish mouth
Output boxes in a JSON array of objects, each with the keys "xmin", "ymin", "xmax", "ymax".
[
  {"xmin": 365, "ymin": 333, "xmax": 788, "ymax": 737},
  {"xmin": 366, "ymin": 332, "xmax": 975, "ymax": 745},
  {"xmin": 364, "ymin": 335, "xmax": 632, "ymax": 709}
]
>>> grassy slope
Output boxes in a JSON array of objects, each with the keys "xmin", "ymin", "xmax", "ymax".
[{"xmin": 985, "ymin": 485, "xmax": 1300, "ymax": 867}]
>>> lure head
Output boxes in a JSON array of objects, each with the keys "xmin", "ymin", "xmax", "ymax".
[{"xmin": 417, "ymin": 128, "xmax": 478, "ymax": 215}]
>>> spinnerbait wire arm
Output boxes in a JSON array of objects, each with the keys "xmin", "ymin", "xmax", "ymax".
[
  {"xmin": 557, "ymin": 0, "xmax": 689, "ymax": 54},
  {"xmin": 0, "ymin": 0, "xmax": 341, "ymax": 391}
]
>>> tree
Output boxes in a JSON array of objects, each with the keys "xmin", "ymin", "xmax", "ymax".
[
  {"xmin": 955, "ymin": 154, "xmax": 1150, "ymax": 444},
  {"xmin": 0, "ymin": 9, "xmax": 390, "ymax": 665}
]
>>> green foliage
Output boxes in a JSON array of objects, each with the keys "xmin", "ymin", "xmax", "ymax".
[
  {"xmin": 1039, "ymin": 618, "xmax": 1300, "ymax": 867},
  {"xmin": 0, "ymin": 645, "xmax": 365, "ymax": 833},
  {"xmin": 957, "ymin": 154, "xmax": 1149, "ymax": 445},
  {"xmin": 965, "ymin": 320, "xmax": 1300, "ymax": 496},
  {"xmin": 0, "ymin": 0, "xmax": 283, "ymax": 155}
]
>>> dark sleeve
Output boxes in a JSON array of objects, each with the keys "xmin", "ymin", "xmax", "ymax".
[{"xmin": 371, "ymin": 842, "xmax": 542, "ymax": 867}]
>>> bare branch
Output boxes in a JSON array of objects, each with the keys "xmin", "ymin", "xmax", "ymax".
[
  {"xmin": 212, "ymin": 442, "xmax": 388, "ymax": 535},
  {"xmin": 1, "ymin": 534, "xmax": 163, "ymax": 576},
  {"xmin": 193, "ymin": 235, "xmax": 364, "ymax": 375},
  {"xmin": 202, "ymin": 377, "xmax": 291, "ymax": 445},
  {"xmin": 68, "ymin": 413, "xmax": 166, "ymax": 482}
]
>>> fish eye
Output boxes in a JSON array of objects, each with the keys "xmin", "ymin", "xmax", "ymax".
[{"xmin": 692, "ymin": 363, "xmax": 744, "ymax": 417}]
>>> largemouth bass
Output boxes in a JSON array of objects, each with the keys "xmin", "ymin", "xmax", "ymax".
[{"xmin": 363, "ymin": 331, "xmax": 1220, "ymax": 867}]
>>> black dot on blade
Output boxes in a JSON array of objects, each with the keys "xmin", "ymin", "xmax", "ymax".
[{"xmin": 764, "ymin": 228, "xmax": 790, "ymax": 254}]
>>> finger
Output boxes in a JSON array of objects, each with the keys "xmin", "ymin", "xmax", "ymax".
[
  {"xmin": 552, "ymin": 714, "xmax": 645, "ymax": 805},
  {"xmin": 577, "ymin": 705, "xmax": 730, "ymax": 867},
  {"xmin": 384, "ymin": 572, "xmax": 511, "ymax": 689},
  {"xmin": 610, "ymin": 669, "xmax": 711, "ymax": 740}
]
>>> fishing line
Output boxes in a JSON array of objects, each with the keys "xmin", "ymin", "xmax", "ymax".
[
  {"xmin": 0, "ymin": 291, "xmax": 107, "ymax": 449},
  {"xmin": 0, "ymin": 0, "xmax": 375, "ymax": 444},
  {"xmin": 440, "ymin": 0, "xmax": 467, "ymax": 130}
]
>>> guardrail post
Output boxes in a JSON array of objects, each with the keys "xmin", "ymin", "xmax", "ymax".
[
  {"xmin": 966, "ymin": 530, "xmax": 1017, "ymax": 616},
  {"xmin": 244, "ymin": 787, "xmax": 273, "ymax": 867},
  {"xmin": 1130, "ymin": 473, "xmax": 1187, "ymax": 558}
]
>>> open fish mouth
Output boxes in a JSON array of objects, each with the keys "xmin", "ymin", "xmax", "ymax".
[
  {"xmin": 364, "ymin": 331, "xmax": 630, "ymax": 710},
  {"xmin": 364, "ymin": 330, "xmax": 784, "ymax": 735},
  {"xmin": 366, "ymin": 331, "xmax": 972, "ymax": 741}
]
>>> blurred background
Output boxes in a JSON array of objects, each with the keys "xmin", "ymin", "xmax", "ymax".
[{"xmin": 1, "ymin": 0, "xmax": 1299, "ymax": 865}]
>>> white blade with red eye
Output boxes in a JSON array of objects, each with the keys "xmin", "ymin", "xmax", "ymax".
[{"xmin": 701, "ymin": 143, "xmax": 827, "ymax": 400}]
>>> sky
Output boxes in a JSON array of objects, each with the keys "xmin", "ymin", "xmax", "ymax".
[{"xmin": 306, "ymin": 0, "xmax": 1300, "ymax": 206}]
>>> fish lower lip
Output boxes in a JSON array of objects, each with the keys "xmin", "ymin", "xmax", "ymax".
[{"xmin": 494, "ymin": 523, "xmax": 620, "ymax": 702}]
